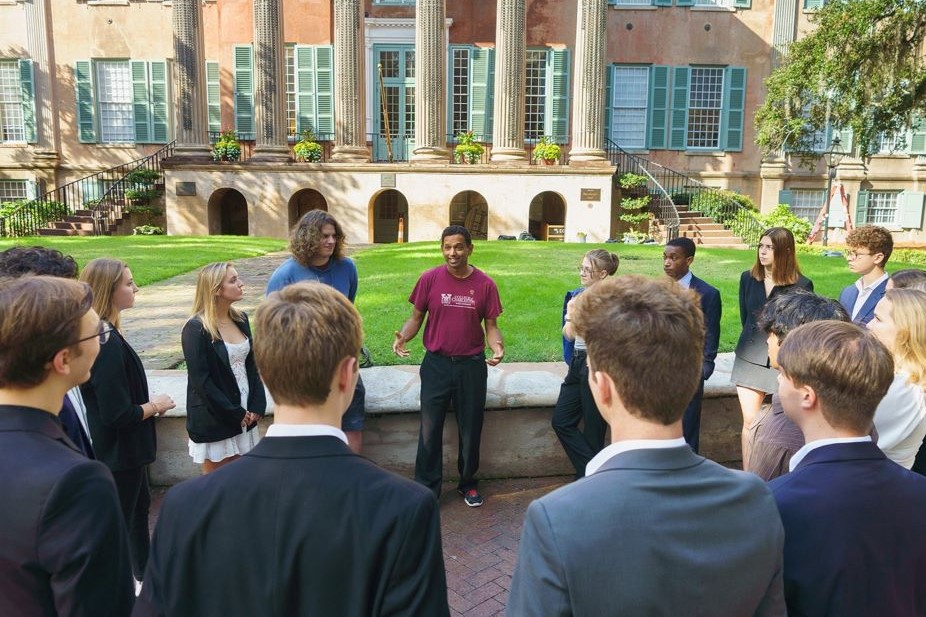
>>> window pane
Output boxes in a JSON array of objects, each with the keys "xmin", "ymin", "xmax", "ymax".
[
  {"xmin": 96, "ymin": 61, "xmax": 134, "ymax": 143},
  {"xmin": 693, "ymin": 0, "xmax": 734, "ymax": 6},
  {"xmin": 612, "ymin": 66, "xmax": 648, "ymax": 149},
  {"xmin": 789, "ymin": 189, "xmax": 826, "ymax": 223},
  {"xmin": 868, "ymin": 191, "xmax": 898, "ymax": 224},
  {"xmin": 379, "ymin": 51, "xmax": 399, "ymax": 79},
  {"xmin": 524, "ymin": 50, "xmax": 547, "ymax": 141},
  {"xmin": 0, "ymin": 179, "xmax": 28, "ymax": 204},
  {"xmin": 451, "ymin": 49, "xmax": 470, "ymax": 136},
  {"xmin": 285, "ymin": 45, "xmax": 296, "ymax": 135},
  {"xmin": 613, "ymin": 0, "xmax": 651, "ymax": 4},
  {"xmin": 0, "ymin": 61, "xmax": 25, "ymax": 142},
  {"xmin": 687, "ymin": 67, "xmax": 723, "ymax": 149}
]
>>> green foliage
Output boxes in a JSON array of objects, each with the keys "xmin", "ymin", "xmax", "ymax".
[
  {"xmin": 124, "ymin": 203, "xmax": 163, "ymax": 217},
  {"xmin": 797, "ymin": 243, "xmax": 926, "ymax": 267},
  {"xmin": 763, "ymin": 204, "xmax": 814, "ymax": 244},
  {"xmin": 212, "ymin": 130, "xmax": 242, "ymax": 162},
  {"xmin": 125, "ymin": 188, "xmax": 159, "ymax": 203},
  {"xmin": 755, "ymin": 0, "xmax": 926, "ymax": 156},
  {"xmin": 0, "ymin": 199, "xmax": 69, "ymax": 237},
  {"xmin": 293, "ymin": 129, "xmax": 323, "ymax": 162},
  {"xmin": 454, "ymin": 131, "xmax": 485, "ymax": 164},
  {"xmin": 133, "ymin": 225, "xmax": 164, "ymax": 236},
  {"xmin": 532, "ymin": 136, "xmax": 562, "ymax": 162},
  {"xmin": 618, "ymin": 172, "xmax": 652, "ymax": 237},
  {"xmin": 124, "ymin": 168, "xmax": 161, "ymax": 185},
  {"xmin": 618, "ymin": 172, "xmax": 648, "ymax": 190}
]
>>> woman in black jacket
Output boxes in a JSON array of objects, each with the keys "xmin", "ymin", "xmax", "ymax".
[
  {"xmin": 79, "ymin": 258, "xmax": 176, "ymax": 583},
  {"xmin": 182, "ymin": 262, "xmax": 265, "ymax": 473}
]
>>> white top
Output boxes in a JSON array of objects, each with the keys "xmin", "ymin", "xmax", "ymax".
[
  {"xmin": 586, "ymin": 437, "xmax": 688, "ymax": 476},
  {"xmin": 65, "ymin": 386, "xmax": 91, "ymax": 443},
  {"xmin": 852, "ymin": 272, "xmax": 889, "ymax": 320},
  {"xmin": 224, "ymin": 339, "xmax": 251, "ymax": 409},
  {"xmin": 873, "ymin": 371, "xmax": 926, "ymax": 469},
  {"xmin": 788, "ymin": 436, "xmax": 872, "ymax": 471},
  {"xmin": 265, "ymin": 423, "xmax": 349, "ymax": 445}
]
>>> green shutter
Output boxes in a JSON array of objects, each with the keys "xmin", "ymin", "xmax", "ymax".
[
  {"xmin": 18, "ymin": 59, "xmax": 36, "ymax": 143},
  {"xmin": 294, "ymin": 45, "xmax": 316, "ymax": 133},
  {"xmin": 654, "ymin": 0, "xmax": 672, "ymax": 6},
  {"xmin": 669, "ymin": 66, "xmax": 689, "ymax": 150},
  {"xmin": 898, "ymin": 191, "xmax": 925, "ymax": 229},
  {"xmin": 549, "ymin": 49, "xmax": 569, "ymax": 143},
  {"xmin": 25, "ymin": 180, "xmax": 37, "ymax": 200},
  {"xmin": 909, "ymin": 117, "xmax": 926, "ymax": 155},
  {"xmin": 149, "ymin": 61, "xmax": 169, "ymax": 143},
  {"xmin": 855, "ymin": 190, "xmax": 869, "ymax": 225},
  {"xmin": 75, "ymin": 61, "xmax": 96, "ymax": 143},
  {"xmin": 733, "ymin": 0, "xmax": 752, "ymax": 7},
  {"xmin": 314, "ymin": 46, "xmax": 334, "ymax": 137},
  {"xmin": 834, "ymin": 126, "xmax": 853, "ymax": 155},
  {"xmin": 206, "ymin": 61, "xmax": 221, "ymax": 134},
  {"xmin": 604, "ymin": 64, "xmax": 613, "ymax": 143},
  {"xmin": 804, "ymin": 0, "xmax": 825, "ymax": 9},
  {"xmin": 722, "ymin": 66, "xmax": 746, "ymax": 151},
  {"xmin": 233, "ymin": 44, "xmax": 254, "ymax": 140},
  {"xmin": 778, "ymin": 190, "xmax": 793, "ymax": 206},
  {"xmin": 648, "ymin": 65, "xmax": 669, "ymax": 149},
  {"xmin": 677, "ymin": 0, "xmax": 694, "ymax": 6},
  {"xmin": 131, "ymin": 61, "xmax": 150, "ymax": 143},
  {"xmin": 470, "ymin": 47, "xmax": 494, "ymax": 141}
]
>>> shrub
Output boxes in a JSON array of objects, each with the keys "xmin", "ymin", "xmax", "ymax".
[
  {"xmin": 212, "ymin": 130, "xmax": 242, "ymax": 162},
  {"xmin": 618, "ymin": 173, "xmax": 652, "ymax": 237},
  {"xmin": 293, "ymin": 129, "xmax": 323, "ymax": 162},
  {"xmin": 454, "ymin": 131, "xmax": 485, "ymax": 164},
  {"xmin": 133, "ymin": 225, "xmax": 164, "ymax": 236},
  {"xmin": 763, "ymin": 204, "xmax": 813, "ymax": 244},
  {"xmin": 532, "ymin": 136, "xmax": 561, "ymax": 162},
  {"xmin": 0, "ymin": 199, "xmax": 69, "ymax": 237}
]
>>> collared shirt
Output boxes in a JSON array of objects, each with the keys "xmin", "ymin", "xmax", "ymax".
[
  {"xmin": 265, "ymin": 423, "xmax": 349, "ymax": 445},
  {"xmin": 788, "ymin": 436, "xmax": 872, "ymax": 471},
  {"xmin": 676, "ymin": 270, "xmax": 693, "ymax": 290},
  {"xmin": 852, "ymin": 272, "xmax": 889, "ymax": 320},
  {"xmin": 66, "ymin": 387, "xmax": 91, "ymax": 443},
  {"xmin": 586, "ymin": 437, "xmax": 688, "ymax": 476}
]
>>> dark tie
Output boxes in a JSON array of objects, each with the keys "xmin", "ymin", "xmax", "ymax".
[{"xmin": 59, "ymin": 396, "xmax": 95, "ymax": 459}]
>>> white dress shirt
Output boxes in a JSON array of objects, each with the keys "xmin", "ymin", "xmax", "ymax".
[
  {"xmin": 586, "ymin": 437, "xmax": 688, "ymax": 476},
  {"xmin": 788, "ymin": 436, "xmax": 872, "ymax": 471},
  {"xmin": 66, "ymin": 386, "xmax": 91, "ymax": 444},
  {"xmin": 265, "ymin": 423, "xmax": 349, "ymax": 445},
  {"xmin": 852, "ymin": 272, "xmax": 889, "ymax": 320}
]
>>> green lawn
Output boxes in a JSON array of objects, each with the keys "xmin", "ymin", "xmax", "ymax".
[
  {"xmin": 353, "ymin": 241, "xmax": 920, "ymax": 365},
  {"xmin": 0, "ymin": 236, "xmax": 286, "ymax": 287}
]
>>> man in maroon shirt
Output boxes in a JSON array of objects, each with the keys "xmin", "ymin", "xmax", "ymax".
[{"xmin": 393, "ymin": 226, "xmax": 504, "ymax": 507}]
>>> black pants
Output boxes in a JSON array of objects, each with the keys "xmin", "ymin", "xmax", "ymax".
[
  {"xmin": 415, "ymin": 351, "xmax": 487, "ymax": 498},
  {"xmin": 552, "ymin": 351, "xmax": 607, "ymax": 478},
  {"xmin": 682, "ymin": 379, "xmax": 705, "ymax": 454},
  {"xmin": 112, "ymin": 466, "xmax": 151, "ymax": 580}
]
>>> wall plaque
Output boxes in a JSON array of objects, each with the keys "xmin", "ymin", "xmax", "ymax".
[
  {"xmin": 381, "ymin": 173, "xmax": 396, "ymax": 188},
  {"xmin": 580, "ymin": 188, "xmax": 601, "ymax": 201},
  {"xmin": 175, "ymin": 182, "xmax": 197, "ymax": 196}
]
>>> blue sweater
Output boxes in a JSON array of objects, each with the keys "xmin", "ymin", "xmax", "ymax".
[{"xmin": 265, "ymin": 257, "xmax": 358, "ymax": 303}]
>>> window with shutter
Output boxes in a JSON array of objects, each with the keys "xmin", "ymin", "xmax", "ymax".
[{"xmin": 233, "ymin": 45, "xmax": 254, "ymax": 140}]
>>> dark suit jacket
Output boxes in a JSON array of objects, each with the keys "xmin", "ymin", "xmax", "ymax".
[
  {"xmin": 561, "ymin": 287, "xmax": 582, "ymax": 364},
  {"xmin": 736, "ymin": 272, "xmax": 814, "ymax": 364},
  {"xmin": 81, "ymin": 327, "xmax": 156, "ymax": 471},
  {"xmin": 181, "ymin": 314, "xmax": 266, "ymax": 443},
  {"xmin": 134, "ymin": 435, "xmax": 450, "ymax": 617},
  {"xmin": 508, "ymin": 446, "xmax": 785, "ymax": 616},
  {"xmin": 0, "ymin": 405, "xmax": 134, "ymax": 616},
  {"xmin": 770, "ymin": 442, "xmax": 926, "ymax": 617},
  {"xmin": 690, "ymin": 274, "xmax": 721, "ymax": 380},
  {"xmin": 838, "ymin": 277, "xmax": 888, "ymax": 325}
]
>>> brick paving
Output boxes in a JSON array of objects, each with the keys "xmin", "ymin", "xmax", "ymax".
[{"xmin": 151, "ymin": 475, "xmax": 569, "ymax": 616}]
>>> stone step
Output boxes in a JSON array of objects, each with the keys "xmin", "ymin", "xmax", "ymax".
[
  {"xmin": 63, "ymin": 215, "xmax": 94, "ymax": 224},
  {"xmin": 681, "ymin": 228, "xmax": 745, "ymax": 239},
  {"xmin": 52, "ymin": 221, "xmax": 94, "ymax": 230},
  {"xmin": 37, "ymin": 228, "xmax": 94, "ymax": 237},
  {"xmin": 679, "ymin": 222, "xmax": 726, "ymax": 232},
  {"xmin": 676, "ymin": 216, "xmax": 715, "ymax": 225}
]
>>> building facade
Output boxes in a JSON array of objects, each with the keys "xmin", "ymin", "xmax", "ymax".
[{"xmin": 1, "ymin": 0, "xmax": 924, "ymax": 243}]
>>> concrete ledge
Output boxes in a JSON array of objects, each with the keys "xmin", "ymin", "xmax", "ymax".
[{"xmin": 147, "ymin": 354, "xmax": 742, "ymax": 485}]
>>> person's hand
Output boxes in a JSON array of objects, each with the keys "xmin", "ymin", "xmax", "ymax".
[
  {"xmin": 486, "ymin": 343, "xmax": 504, "ymax": 367},
  {"xmin": 151, "ymin": 393, "xmax": 175, "ymax": 416},
  {"xmin": 244, "ymin": 412, "xmax": 260, "ymax": 426},
  {"xmin": 393, "ymin": 331, "xmax": 410, "ymax": 357}
]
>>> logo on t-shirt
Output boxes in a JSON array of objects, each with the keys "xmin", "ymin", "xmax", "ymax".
[
  {"xmin": 441, "ymin": 293, "xmax": 452, "ymax": 305},
  {"xmin": 440, "ymin": 292, "xmax": 476, "ymax": 309}
]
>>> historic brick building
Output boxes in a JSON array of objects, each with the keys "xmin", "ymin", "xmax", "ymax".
[{"xmin": 1, "ymin": 0, "xmax": 924, "ymax": 243}]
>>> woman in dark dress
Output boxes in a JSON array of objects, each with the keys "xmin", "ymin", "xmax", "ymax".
[
  {"xmin": 183, "ymin": 262, "xmax": 265, "ymax": 474},
  {"xmin": 732, "ymin": 228, "xmax": 812, "ymax": 467},
  {"xmin": 79, "ymin": 258, "xmax": 176, "ymax": 584}
]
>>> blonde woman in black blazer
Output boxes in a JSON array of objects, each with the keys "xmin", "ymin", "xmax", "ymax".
[
  {"xmin": 182, "ymin": 262, "xmax": 266, "ymax": 474},
  {"xmin": 79, "ymin": 258, "xmax": 176, "ymax": 584}
]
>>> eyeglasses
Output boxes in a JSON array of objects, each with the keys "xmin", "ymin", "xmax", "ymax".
[
  {"xmin": 578, "ymin": 267, "xmax": 595, "ymax": 275},
  {"xmin": 74, "ymin": 321, "xmax": 114, "ymax": 346},
  {"xmin": 846, "ymin": 250, "xmax": 872, "ymax": 260}
]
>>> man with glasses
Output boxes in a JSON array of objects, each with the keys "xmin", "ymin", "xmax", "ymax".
[
  {"xmin": 838, "ymin": 225, "xmax": 893, "ymax": 325},
  {"xmin": 0, "ymin": 276, "xmax": 134, "ymax": 615}
]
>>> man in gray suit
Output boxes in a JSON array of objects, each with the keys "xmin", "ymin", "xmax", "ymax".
[{"xmin": 508, "ymin": 275, "xmax": 785, "ymax": 616}]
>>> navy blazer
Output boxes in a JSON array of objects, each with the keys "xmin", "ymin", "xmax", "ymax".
[
  {"xmin": 562, "ymin": 287, "xmax": 582, "ymax": 364},
  {"xmin": 0, "ymin": 405, "xmax": 134, "ymax": 616},
  {"xmin": 838, "ymin": 277, "xmax": 888, "ymax": 325},
  {"xmin": 770, "ymin": 442, "xmax": 926, "ymax": 616},
  {"xmin": 181, "ymin": 314, "xmax": 266, "ymax": 444},
  {"xmin": 135, "ymin": 435, "xmax": 450, "ymax": 617},
  {"xmin": 690, "ymin": 274, "xmax": 722, "ymax": 380},
  {"xmin": 736, "ymin": 272, "xmax": 814, "ymax": 365}
]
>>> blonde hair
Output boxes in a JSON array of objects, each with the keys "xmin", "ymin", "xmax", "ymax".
[
  {"xmin": 190, "ymin": 262, "xmax": 244, "ymax": 341},
  {"xmin": 884, "ymin": 288, "xmax": 926, "ymax": 387},
  {"xmin": 584, "ymin": 249, "xmax": 619, "ymax": 276},
  {"xmin": 79, "ymin": 258, "xmax": 128, "ymax": 330}
]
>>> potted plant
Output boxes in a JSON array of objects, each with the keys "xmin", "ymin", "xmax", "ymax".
[
  {"xmin": 293, "ymin": 129, "xmax": 323, "ymax": 162},
  {"xmin": 618, "ymin": 172, "xmax": 652, "ymax": 243},
  {"xmin": 454, "ymin": 131, "xmax": 485, "ymax": 164},
  {"xmin": 212, "ymin": 130, "xmax": 242, "ymax": 162},
  {"xmin": 532, "ymin": 135, "xmax": 561, "ymax": 165}
]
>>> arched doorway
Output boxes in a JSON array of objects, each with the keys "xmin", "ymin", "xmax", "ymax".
[
  {"xmin": 207, "ymin": 188, "xmax": 249, "ymax": 236},
  {"xmin": 288, "ymin": 189, "xmax": 328, "ymax": 227},
  {"xmin": 371, "ymin": 189, "xmax": 409, "ymax": 243},
  {"xmin": 449, "ymin": 191, "xmax": 488, "ymax": 240},
  {"xmin": 528, "ymin": 191, "xmax": 566, "ymax": 241}
]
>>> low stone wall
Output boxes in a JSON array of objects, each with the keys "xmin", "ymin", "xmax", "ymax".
[{"xmin": 147, "ymin": 358, "xmax": 744, "ymax": 485}]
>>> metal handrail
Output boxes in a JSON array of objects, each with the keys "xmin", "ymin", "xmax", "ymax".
[{"xmin": 605, "ymin": 139, "xmax": 681, "ymax": 240}]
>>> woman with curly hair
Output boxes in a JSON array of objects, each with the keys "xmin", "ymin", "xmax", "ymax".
[{"xmin": 266, "ymin": 210, "xmax": 365, "ymax": 453}]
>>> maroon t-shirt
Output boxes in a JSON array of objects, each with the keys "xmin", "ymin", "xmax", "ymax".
[{"xmin": 409, "ymin": 265, "xmax": 503, "ymax": 357}]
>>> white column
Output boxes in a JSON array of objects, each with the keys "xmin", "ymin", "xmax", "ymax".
[
  {"xmin": 172, "ymin": 0, "xmax": 211, "ymax": 159},
  {"xmin": 251, "ymin": 0, "xmax": 290, "ymax": 161},
  {"xmin": 411, "ymin": 0, "xmax": 450, "ymax": 162},
  {"xmin": 490, "ymin": 0, "xmax": 527, "ymax": 162},
  {"xmin": 332, "ymin": 0, "xmax": 370, "ymax": 162},
  {"xmin": 568, "ymin": 0, "xmax": 608, "ymax": 165}
]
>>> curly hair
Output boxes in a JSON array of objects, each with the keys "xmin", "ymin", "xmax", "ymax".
[
  {"xmin": 846, "ymin": 225, "xmax": 893, "ymax": 265},
  {"xmin": 289, "ymin": 210, "xmax": 346, "ymax": 267},
  {"xmin": 0, "ymin": 246, "xmax": 78, "ymax": 279}
]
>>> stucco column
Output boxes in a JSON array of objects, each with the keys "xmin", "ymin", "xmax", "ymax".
[
  {"xmin": 490, "ymin": 0, "xmax": 527, "ymax": 162},
  {"xmin": 251, "ymin": 0, "xmax": 290, "ymax": 161},
  {"xmin": 411, "ymin": 0, "xmax": 450, "ymax": 162},
  {"xmin": 331, "ymin": 0, "xmax": 370, "ymax": 162},
  {"xmin": 172, "ymin": 0, "xmax": 211, "ymax": 160},
  {"xmin": 568, "ymin": 0, "xmax": 608, "ymax": 165},
  {"xmin": 24, "ymin": 0, "xmax": 59, "ymax": 186}
]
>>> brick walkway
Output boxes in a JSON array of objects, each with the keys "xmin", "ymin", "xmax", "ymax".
[{"xmin": 151, "ymin": 475, "xmax": 569, "ymax": 616}]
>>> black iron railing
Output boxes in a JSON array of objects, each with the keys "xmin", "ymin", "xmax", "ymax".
[{"xmin": 605, "ymin": 140, "xmax": 681, "ymax": 241}]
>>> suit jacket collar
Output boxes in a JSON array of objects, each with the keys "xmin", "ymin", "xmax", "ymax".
[
  {"xmin": 793, "ymin": 440, "xmax": 885, "ymax": 470},
  {"xmin": 245, "ymin": 434, "xmax": 356, "ymax": 460},
  {"xmin": 595, "ymin": 445, "xmax": 704, "ymax": 474},
  {"xmin": 854, "ymin": 277, "xmax": 888, "ymax": 322},
  {"xmin": 0, "ymin": 404, "xmax": 82, "ymax": 453}
]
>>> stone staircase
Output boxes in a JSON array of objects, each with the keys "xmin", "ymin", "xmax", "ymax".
[
  {"xmin": 676, "ymin": 206, "xmax": 749, "ymax": 248},
  {"xmin": 38, "ymin": 209, "xmax": 101, "ymax": 237}
]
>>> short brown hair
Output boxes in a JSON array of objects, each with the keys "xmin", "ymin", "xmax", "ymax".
[
  {"xmin": 290, "ymin": 210, "xmax": 346, "ymax": 267},
  {"xmin": 0, "ymin": 276, "xmax": 92, "ymax": 388},
  {"xmin": 255, "ymin": 281, "xmax": 362, "ymax": 405},
  {"xmin": 571, "ymin": 275, "xmax": 703, "ymax": 424},
  {"xmin": 846, "ymin": 224, "xmax": 893, "ymax": 264},
  {"xmin": 777, "ymin": 321, "xmax": 894, "ymax": 433},
  {"xmin": 584, "ymin": 249, "xmax": 619, "ymax": 276},
  {"xmin": 79, "ymin": 258, "xmax": 128, "ymax": 330},
  {"xmin": 751, "ymin": 227, "xmax": 801, "ymax": 284}
]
